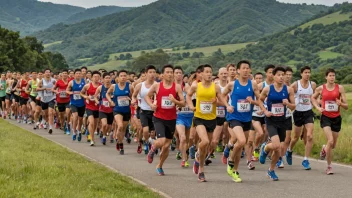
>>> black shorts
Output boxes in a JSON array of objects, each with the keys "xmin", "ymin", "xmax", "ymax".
[
  {"xmin": 19, "ymin": 97, "xmax": 29, "ymax": 106},
  {"xmin": 71, "ymin": 105, "xmax": 86, "ymax": 117},
  {"xmin": 113, "ymin": 111, "xmax": 131, "ymax": 122},
  {"xmin": 320, "ymin": 115, "xmax": 342, "ymax": 132},
  {"xmin": 266, "ymin": 119, "xmax": 286, "ymax": 142},
  {"xmin": 14, "ymin": 95, "xmax": 20, "ymax": 103},
  {"xmin": 285, "ymin": 116, "xmax": 293, "ymax": 131},
  {"xmin": 153, "ymin": 117, "xmax": 176, "ymax": 140},
  {"xmin": 216, "ymin": 117, "xmax": 226, "ymax": 126},
  {"xmin": 140, "ymin": 109, "xmax": 155, "ymax": 130},
  {"xmin": 29, "ymin": 95, "xmax": 36, "ymax": 103},
  {"xmin": 228, "ymin": 119, "xmax": 252, "ymax": 131},
  {"xmin": 136, "ymin": 107, "xmax": 141, "ymax": 119},
  {"xmin": 99, "ymin": 112, "xmax": 114, "ymax": 125},
  {"xmin": 41, "ymin": 100, "xmax": 56, "ymax": 110},
  {"xmin": 86, "ymin": 109, "xmax": 99, "ymax": 119},
  {"xmin": 193, "ymin": 117, "xmax": 216, "ymax": 133},
  {"xmin": 252, "ymin": 116, "xmax": 265, "ymax": 125},
  {"xmin": 293, "ymin": 110, "xmax": 315, "ymax": 127},
  {"xmin": 36, "ymin": 99, "xmax": 41, "ymax": 106},
  {"xmin": 5, "ymin": 94, "xmax": 11, "ymax": 100},
  {"xmin": 57, "ymin": 103, "xmax": 70, "ymax": 112},
  {"xmin": 0, "ymin": 96, "xmax": 5, "ymax": 104}
]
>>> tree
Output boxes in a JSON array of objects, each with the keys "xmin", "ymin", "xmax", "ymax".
[
  {"xmin": 125, "ymin": 53, "xmax": 133, "ymax": 60},
  {"xmin": 119, "ymin": 54, "xmax": 125, "ymax": 60}
]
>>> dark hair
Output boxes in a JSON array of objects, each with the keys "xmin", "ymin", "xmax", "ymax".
[
  {"xmin": 236, "ymin": 60, "xmax": 251, "ymax": 70},
  {"xmin": 226, "ymin": 63, "xmax": 236, "ymax": 70},
  {"xmin": 174, "ymin": 66, "xmax": 183, "ymax": 73},
  {"xmin": 285, "ymin": 66, "xmax": 293, "ymax": 73},
  {"xmin": 74, "ymin": 69, "xmax": 81, "ymax": 74},
  {"xmin": 118, "ymin": 70, "xmax": 128, "ymax": 76},
  {"xmin": 300, "ymin": 66, "xmax": 311, "ymax": 74},
  {"xmin": 254, "ymin": 72, "xmax": 263, "ymax": 78},
  {"xmin": 103, "ymin": 72, "xmax": 110, "ymax": 78},
  {"xmin": 273, "ymin": 66, "xmax": 286, "ymax": 75},
  {"xmin": 43, "ymin": 68, "xmax": 51, "ymax": 73},
  {"xmin": 156, "ymin": 69, "xmax": 161, "ymax": 74},
  {"xmin": 196, "ymin": 65, "xmax": 204, "ymax": 73},
  {"xmin": 145, "ymin": 65, "xmax": 156, "ymax": 73},
  {"xmin": 200, "ymin": 64, "xmax": 212, "ymax": 72},
  {"xmin": 81, "ymin": 66, "xmax": 87, "ymax": 71},
  {"xmin": 87, "ymin": 70, "xmax": 92, "ymax": 74},
  {"xmin": 325, "ymin": 68, "xmax": 335, "ymax": 77},
  {"xmin": 162, "ymin": 64, "xmax": 174, "ymax": 73},
  {"xmin": 61, "ymin": 69, "xmax": 68, "ymax": 73},
  {"xmin": 264, "ymin": 64, "xmax": 275, "ymax": 72},
  {"xmin": 129, "ymin": 72, "xmax": 136, "ymax": 75},
  {"xmin": 92, "ymin": 71, "xmax": 101, "ymax": 76}
]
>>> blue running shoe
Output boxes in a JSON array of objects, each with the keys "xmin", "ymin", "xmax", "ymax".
[
  {"xmin": 267, "ymin": 170, "xmax": 279, "ymax": 181},
  {"xmin": 241, "ymin": 149, "xmax": 245, "ymax": 158},
  {"xmin": 144, "ymin": 143, "xmax": 149, "ymax": 155},
  {"xmin": 224, "ymin": 145, "xmax": 230, "ymax": 158},
  {"xmin": 259, "ymin": 146, "xmax": 268, "ymax": 164},
  {"xmin": 302, "ymin": 160, "xmax": 311, "ymax": 170},
  {"xmin": 276, "ymin": 157, "xmax": 284, "ymax": 168},
  {"xmin": 156, "ymin": 168, "xmax": 164, "ymax": 176},
  {"xmin": 286, "ymin": 150, "xmax": 293, "ymax": 165},
  {"xmin": 189, "ymin": 145, "xmax": 195, "ymax": 159},
  {"xmin": 78, "ymin": 133, "xmax": 82, "ymax": 142},
  {"xmin": 85, "ymin": 128, "xmax": 89, "ymax": 136},
  {"xmin": 102, "ymin": 137, "xmax": 107, "ymax": 145},
  {"xmin": 66, "ymin": 128, "xmax": 70, "ymax": 135},
  {"xmin": 72, "ymin": 134, "xmax": 77, "ymax": 141}
]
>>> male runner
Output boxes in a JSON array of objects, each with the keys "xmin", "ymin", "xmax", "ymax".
[
  {"xmin": 5, "ymin": 72, "xmax": 14, "ymax": 119},
  {"xmin": 0, "ymin": 73, "xmax": 6, "ymax": 117},
  {"xmin": 26, "ymin": 72, "xmax": 39, "ymax": 127},
  {"xmin": 18, "ymin": 72, "xmax": 31, "ymax": 123}
]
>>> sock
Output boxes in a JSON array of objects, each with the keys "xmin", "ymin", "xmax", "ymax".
[
  {"xmin": 120, "ymin": 143, "xmax": 124, "ymax": 150},
  {"xmin": 103, "ymin": 135, "xmax": 106, "ymax": 138},
  {"xmin": 228, "ymin": 161, "xmax": 234, "ymax": 168},
  {"xmin": 304, "ymin": 157, "xmax": 308, "ymax": 160},
  {"xmin": 49, "ymin": 125, "xmax": 52, "ymax": 129}
]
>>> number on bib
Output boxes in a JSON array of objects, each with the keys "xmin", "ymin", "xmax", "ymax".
[
  {"xmin": 271, "ymin": 103, "xmax": 284, "ymax": 116},
  {"xmin": 200, "ymin": 101, "xmax": 213, "ymax": 114},
  {"xmin": 325, "ymin": 101, "xmax": 338, "ymax": 112},
  {"xmin": 117, "ymin": 96, "xmax": 129, "ymax": 107},
  {"xmin": 299, "ymin": 94, "xmax": 311, "ymax": 105},
  {"xmin": 102, "ymin": 100, "xmax": 110, "ymax": 108},
  {"xmin": 44, "ymin": 90, "xmax": 53, "ymax": 97},
  {"xmin": 59, "ymin": 91, "xmax": 67, "ymax": 98},
  {"xmin": 237, "ymin": 99, "xmax": 251, "ymax": 112},
  {"xmin": 216, "ymin": 106, "xmax": 225, "ymax": 117},
  {"xmin": 161, "ymin": 96, "xmax": 174, "ymax": 109},
  {"xmin": 73, "ymin": 93, "xmax": 81, "ymax": 100}
]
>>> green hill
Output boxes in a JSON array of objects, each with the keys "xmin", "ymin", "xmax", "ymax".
[{"xmin": 35, "ymin": 0, "xmax": 328, "ymax": 63}]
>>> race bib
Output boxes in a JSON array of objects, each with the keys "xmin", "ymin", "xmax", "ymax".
[
  {"xmin": 271, "ymin": 103, "xmax": 284, "ymax": 116},
  {"xmin": 118, "ymin": 96, "xmax": 129, "ymax": 107},
  {"xmin": 59, "ymin": 91, "xmax": 67, "ymax": 98},
  {"xmin": 161, "ymin": 96, "xmax": 174, "ymax": 109},
  {"xmin": 200, "ymin": 101, "xmax": 213, "ymax": 114},
  {"xmin": 89, "ymin": 95, "xmax": 95, "ymax": 101},
  {"xmin": 286, "ymin": 108, "xmax": 292, "ymax": 117},
  {"xmin": 253, "ymin": 105, "xmax": 260, "ymax": 111},
  {"xmin": 299, "ymin": 94, "xmax": 311, "ymax": 105},
  {"xmin": 102, "ymin": 100, "xmax": 110, "ymax": 108},
  {"xmin": 73, "ymin": 91, "xmax": 81, "ymax": 100},
  {"xmin": 6, "ymin": 87, "xmax": 11, "ymax": 93},
  {"xmin": 325, "ymin": 101, "xmax": 338, "ymax": 112},
  {"xmin": 180, "ymin": 106, "xmax": 192, "ymax": 113},
  {"xmin": 44, "ymin": 90, "xmax": 53, "ymax": 97},
  {"xmin": 237, "ymin": 99, "xmax": 251, "ymax": 112},
  {"xmin": 216, "ymin": 106, "xmax": 226, "ymax": 117}
]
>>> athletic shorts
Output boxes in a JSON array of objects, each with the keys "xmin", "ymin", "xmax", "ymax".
[
  {"xmin": 193, "ymin": 117, "xmax": 216, "ymax": 133},
  {"xmin": 86, "ymin": 109, "xmax": 99, "ymax": 119},
  {"xmin": 0, "ymin": 96, "xmax": 5, "ymax": 104},
  {"xmin": 216, "ymin": 117, "xmax": 226, "ymax": 126},
  {"xmin": 320, "ymin": 114, "xmax": 342, "ymax": 132},
  {"xmin": 285, "ymin": 116, "xmax": 293, "ymax": 131},
  {"xmin": 14, "ymin": 95, "xmax": 20, "ymax": 103},
  {"xmin": 176, "ymin": 114, "xmax": 193, "ymax": 129},
  {"xmin": 252, "ymin": 116, "xmax": 265, "ymax": 125},
  {"xmin": 113, "ymin": 111, "xmax": 131, "ymax": 122},
  {"xmin": 36, "ymin": 99, "xmax": 41, "ymax": 106},
  {"xmin": 41, "ymin": 100, "xmax": 56, "ymax": 110},
  {"xmin": 266, "ymin": 119, "xmax": 286, "ymax": 142},
  {"xmin": 71, "ymin": 105, "xmax": 86, "ymax": 117},
  {"xmin": 153, "ymin": 116, "xmax": 176, "ymax": 140},
  {"xmin": 228, "ymin": 119, "xmax": 252, "ymax": 131},
  {"xmin": 293, "ymin": 110, "xmax": 315, "ymax": 127},
  {"xmin": 99, "ymin": 112, "xmax": 114, "ymax": 125},
  {"xmin": 19, "ymin": 97, "xmax": 29, "ymax": 106},
  {"xmin": 57, "ymin": 103, "xmax": 70, "ymax": 112},
  {"xmin": 5, "ymin": 94, "xmax": 11, "ymax": 100},
  {"xmin": 29, "ymin": 95, "xmax": 36, "ymax": 103},
  {"xmin": 136, "ymin": 107, "xmax": 141, "ymax": 119},
  {"xmin": 140, "ymin": 109, "xmax": 155, "ymax": 130}
]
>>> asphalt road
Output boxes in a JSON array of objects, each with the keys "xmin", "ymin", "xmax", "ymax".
[{"xmin": 6, "ymin": 119, "xmax": 352, "ymax": 198}]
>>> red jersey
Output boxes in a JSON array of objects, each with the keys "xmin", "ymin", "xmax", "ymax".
[
  {"xmin": 99, "ymin": 85, "xmax": 113, "ymax": 113},
  {"xmin": 20, "ymin": 79, "xmax": 29, "ymax": 99},
  {"xmin": 322, "ymin": 84, "xmax": 340, "ymax": 118},
  {"xmin": 154, "ymin": 82, "xmax": 177, "ymax": 120},
  {"xmin": 85, "ymin": 82, "xmax": 101, "ymax": 111},
  {"xmin": 56, "ymin": 79, "xmax": 70, "ymax": 103}
]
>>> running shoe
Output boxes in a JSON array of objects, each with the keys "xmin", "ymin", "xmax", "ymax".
[
  {"xmin": 94, "ymin": 131, "xmax": 98, "ymax": 135},
  {"xmin": 181, "ymin": 160, "xmax": 186, "ymax": 167},
  {"xmin": 176, "ymin": 151, "xmax": 182, "ymax": 160},
  {"xmin": 222, "ymin": 154, "xmax": 228, "ymax": 165},
  {"xmin": 227, "ymin": 164, "xmax": 233, "ymax": 176},
  {"xmin": 147, "ymin": 148, "xmax": 155, "ymax": 164},
  {"xmin": 102, "ymin": 137, "xmax": 107, "ymax": 145},
  {"xmin": 267, "ymin": 170, "xmax": 279, "ymax": 181},
  {"xmin": 223, "ymin": 144, "xmax": 230, "ymax": 158},
  {"xmin": 55, "ymin": 122, "xmax": 59, "ymax": 129},
  {"xmin": 43, "ymin": 123, "xmax": 47, "ymax": 130},
  {"xmin": 241, "ymin": 150, "xmax": 245, "ymax": 158},
  {"xmin": 210, "ymin": 153, "xmax": 215, "ymax": 159},
  {"xmin": 171, "ymin": 137, "xmax": 176, "ymax": 151},
  {"xmin": 134, "ymin": 137, "xmax": 138, "ymax": 143},
  {"xmin": 320, "ymin": 145, "xmax": 326, "ymax": 160},
  {"xmin": 156, "ymin": 168, "xmax": 164, "ymax": 176},
  {"xmin": 302, "ymin": 160, "xmax": 311, "ymax": 170},
  {"xmin": 87, "ymin": 134, "xmax": 91, "ymax": 142},
  {"xmin": 216, "ymin": 145, "xmax": 223, "ymax": 152},
  {"xmin": 99, "ymin": 133, "xmax": 103, "ymax": 139},
  {"xmin": 198, "ymin": 172, "xmax": 206, "ymax": 182},
  {"xmin": 285, "ymin": 150, "xmax": 293, "ymax": 165},
  {"xmin": 189, "ymin": 145, "xmax": 195, "ymax": 159},
  {"xmin": 90, "ymin": 141, "xmax": 95, "ymax": 146},
  {"xmin": 231, "ymin": 171, "xmax": 242, "ymax": 183},
  {"xmin": 33, "ymin": 124, "xmax": 38, "ymax": 130},
  {"xmin": 253, "ymin": 148, "xmax": 260, "ymax": 161},
  {"xmin": 116, "ymin": 143, "xmax": 120, "ymax": 151},
  {"xmin": 48, "ymin": 129, "xmax": 53, "ymax": 134},
  {"xmin": 85, "ymin": 128, "xmax": 89, "ymax": 136},
  {"xmin": 66, "ymin": 128, "xmax": 70, "ymax": 135},
  {"xmin": 276, "ymin": 157, "xmax": 284, "ymax": 168},
  {"xmin": 326, "ymin": 166, "xmax": 333, "ymax": 175},
  {"xmin": 137, "ymin": 143, "xmax": 142, "ymax": 154},
  {"xmin": 120, "ymin": 149, "xmax": 124, "ymax": 155},
  {"xmin": 259, "ymin": 146, "xmax": 268, "ymax": 164},
  {"xmin": 247, "ymin": 161, "xmax": 255, "ymax": 170},
  {"xmin": 193, "ymin": 160, "xmax": 199, "ymax": 174},
  {"xmin": 77, "ymin": 133, "xmax": 82, "ymax": 142},
  {"xmin": 144, "ymin": 142, "xmax": 149, "ymax": 155},
  {"xmin": 185, "ymin": 161, "xmax": 190, "ymax": 168},
  {"xmin": 72, "ymin": 134, "xmax": 77, "ymax": 141}
]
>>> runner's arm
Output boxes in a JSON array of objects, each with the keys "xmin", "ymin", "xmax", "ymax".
[
  {"xmin": 338, "ymin": 85, "xmax": 348, "ymax": 110},
  {"xmin": 186, "ymin": 83, "xmax": 197, "ymax": 111},
  {"xmin": 252, "ymin": 81, "xmax": 264, "ymax": 107},
  {"xmin": 94, "ymin": 85, "xmax": 102, "ymax": 105},
  {"xmin": 286, "ymin": 87, "xmax": 296, "ymax": 111},
  {"xmin": 25, "ymin": 80, "xmax": 31, "ymax": 93},
  {"xmin": 66, "ymin": 81, "xmax": 73, "ymax": 95},
  {"xmin": 80, "ymin": 84, "xmax": 89, "ymax": 99},
  {"xmin": 145, "ymin": 83, "xmax": 158, "ymax": 108},
  {"xmin": 215, "ymin": 84, "xmax": 225, "ymax": 107},
  {"xmin": 106, "ymin": 84, "xmax": 115, "ymax": 106},
  {"xmin": 173, "ymin": 84, "xmax": 185, "ymax": 107},
  {"xmin": 131, "ymin": 83, "xmax": 141, "ymax": 104},
  {"xmin": 290, "ymin": 81, "xmax": 298, "ymax": 93},
  {"xmin": 37, "ymin": 80, "xmax": 44, "ymax": 91},
  {"xmin": 259, "ymin": 86, "xmax": 269, "ymax": 113},
  {"xmin": 311, "ymin": 85, "xmax": 322, "ymax": 111}
]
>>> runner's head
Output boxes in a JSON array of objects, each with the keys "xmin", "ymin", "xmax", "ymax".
[
  {"xmin": 1, "ymin": 73, "xmax": 5, "ymax": 80},
  {"xmin": 300, "ymin": 66, "xmax": 311, "ymax": 81},
  {"xmin": 145, "ymin": 65, "xmax": 156, "ymax": 81},
  {"xmin": 254, "ymin": 72, "xmax": 263, "ymax": 84},
  {"xmin": 87, "ymin": 70, "xmax": 92, "ymax": 80},
  {"xmin": 31, "ymin": 71, "xmax": 37, "ymax": 79},
  {"xmin": 69, "ymin": 70, "xmax": 74, "ymax": 78},
  {"xmin": 118, "ymin": 70, "xmax": 128, "ymax": 83},
  {"xmin": 325, "ymin": 68, "xmax": 336, "ymax": 84},
  {"xmin": 129, "ymin": 72, "xmax": 136, "ymax": 82},
  {"xmin": 183, "ymin": 74, "xmax": 189, "ymax": 85},
  {"xmin": 162, "ymin": 64, "xmax": 174, "ymax": 83},
  {"xmin": 285, "ymin": 66, "xmax": 293, "ymax": 84},
  {"xmin": 236, "ymin": 60, "xmax": 251, "ymax": 78},
  {"xmin": 226, "ymin": 64, "xmax": 236, "ymax": 79},
  {"xmin": 81, "ymin": 66, "xmax": 87, "ymax": 76},
  {"xmin": 272, "ymin": 66, "xmax": 286, "ymax": 85},
  {"xmin": 196, "ymin": 65, "xmax": 203, "ymax": 81},
  {"xmin": 200, "ymin": 64, "xmax": 213, "ymax": 82},
  {"xmin": 24, "ymin": 71, "xmax": 30, "ymax": 78},
  {"xmin": 91, "ymin": 71, "xmax": 101, "ymax": 83},
  {"xmin": 61, "ymin": 69, "xmax": 68, "ymax": 79},
  {"xmin": 74, "ymin": 69, "xmax": 81, "ymax": 80},
  {"xmin": 38, "ymin": 71, "xmax": 43, "ymax": 79},
  {"xmin": 218, "ymin": 67, "xmax": 228, "ymax": 81},
  {"xmin": 16, "ymin": 72, "xmax": 21, "ymax": 79},
  {"xmin": 43, "ymin": 68, "xmax": 51, "ymax": 78},
  {"xmin": 102, "ymin": 72, "xmax": 111, "ymax": 85},
  {"xmin": 174, "ymin": 66, "xmax": 183, "ymax": 82},
  {"xmin": 264, "ymin": 64, "xmax": 275, "ymax": 82},
  {"xmin": 6, "ymin": 71, "xmax": 11, "ymax": 79}
]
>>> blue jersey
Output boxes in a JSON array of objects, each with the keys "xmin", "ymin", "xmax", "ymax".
[
  {"xmin": 70, "ymin": 79, "xmax": 85, "ymax": 107},
  {"xmin": 113, "ymin": 83, "xmax": 131, "ymax": 113},
  {"xmin": 226, "ymin": 80, "xmax": 254, "ymax": 122},
  {"xmin": 266, "ymin": 84, "xmax": 288, "ymax": 122}
]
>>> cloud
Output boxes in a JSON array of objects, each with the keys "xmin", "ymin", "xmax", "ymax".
[{"xmin": 39, "ymin": 0, "xmax": 157, "ymax": 8}]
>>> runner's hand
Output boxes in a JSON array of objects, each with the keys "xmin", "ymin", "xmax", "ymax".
[
  {"xmin": 246, "ymin": 96, "xmax": 253, "ymax": 104},
  {"xmin": 336, "ymin": 98, "xmax": 342, "ymax": 106},
  {"xmin": 256, "ymin": 111, "xmax": 264, "ymax": 115},
  {"xmin": 110, "ymin": 101, "xmax": 116, "ymax": 107},
  {"xmin": 317, "ymin": 107, "xmax": 325, "ymax": 113},
  {"xmin": 264, "ymin": 110, "xmax": 273, "ymax": 117},
  {"xmin": 282, "ymin": 99, "xmax": 289, "ymax": 106},
  {"xmin": 169, "ymin": 94, "xmax": 175, "ymax": 103},
  {"xmin": 151, "ymin": 103, "xmax": 157, "ymax": 111},
  {"xmin": 227, "ymin": 105, "xmax": 234, "ymax": 113},
  {"xmin": 189, "ymin": 106, "xmax": 196, "ymax": 112}
]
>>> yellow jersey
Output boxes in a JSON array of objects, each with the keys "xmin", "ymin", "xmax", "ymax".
[{"xmin": 195, "ymin": 82, "xmax": 216, "ymax": 120}]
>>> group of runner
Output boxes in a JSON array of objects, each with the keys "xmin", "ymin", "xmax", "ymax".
[{"xmin": 0, "ymin": 62, "xmax": 348, "ymax": 182}]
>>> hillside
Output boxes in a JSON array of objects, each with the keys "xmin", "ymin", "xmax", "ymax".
[
  {"xmin": 35, "ymin": 0, "xmax": 328, "ymax": 63},
  {"xmin": 64, "ymin": 6, "xmax": 132, "ymax": 24}
]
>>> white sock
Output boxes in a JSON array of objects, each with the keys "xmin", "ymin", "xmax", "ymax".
[
  {"xmin": 49, "ymin": 125, "xmax": 52, "ymax": 129},
  {"xmin": 304, "ymin": 157, "xmax": 308, "ymax": 160}
]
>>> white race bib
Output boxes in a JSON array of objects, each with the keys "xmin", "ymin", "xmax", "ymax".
[
  {"xmin": 102, "ymin": 100, "xmax": 110, "ymax": 108},
  {"xmin": 286, "ymin": 108, "xmax": 292, "ymax": 117},
  {"xmin": 271, "ymin": 103, "xmax": 284, "ymax": 116},
  {"xmin": 237, "ymin": 99, "xmax": 251, "ymax": 112},
  {"xmin": 200, "ymin": 101, "xmax": 213, "ymax": 114},
  {"xmin": 325, "ymin": 101, "xmax": 338, "ymax": 112},
  {"xmin": 180, "ymin": 106, "xmax": 192, "ymax": 113},
  {"xmin": 299, "ymin": 94, "xmax": 311, "ymax": 105},
  {"xmin": 44, "ymin": 90, "xmax": 53, "ymax": 97},
  {"xmin": 253, "ymin": 105, "xmax": 260, "ymax": 111},
  {"xmin": 161, "ymin": 96, "xmax": 174, "ymax": 109},
  {"xmin": 89, "ymin": 95, "xmax": 95, "ymax": 101},
  {"xmin": 59, "ymin": 91, "xmax": 67, "ymax": 98},
  {"xmin": 73, "ymin": 92, "xmax": 81, "ymax": 100},
  {"xmin": 216, "ymin": 106, "xmax": 226, "ymax": 118},
  {"xmin": 117, "ymin": 96, "xmax": 129, "ymax": 107}
]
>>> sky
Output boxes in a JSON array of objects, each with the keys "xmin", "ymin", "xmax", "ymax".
[{"xmin": 39, "ymin": 0, "xmax": 352, "ymax": 8}]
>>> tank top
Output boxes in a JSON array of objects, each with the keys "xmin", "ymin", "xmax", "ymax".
[
  {"xmin": 267, "ymin": 84, "xmax": 289, "ymax": 122},
  {"xmin": 70, "ymin": 79, "xmax": 85, "ymax": 107},
  {"xmin": 154, "ymin": 82, "xmax": 177, "ymax": 120},
  {"xmin": 30, "ymin": 79, "xmax": 39, "ymax": 97},
  {"xmin": 322, "ymin": 84, "xmax": 340, "ymax": 118},
  {"xmin": 295, "ymin": 80, "xmax": 313, "ymax": 112},
  {"xmin": 85, "ymin": 82, "xmax": 100, "ymax": 111},
  {"xmin": 5, "ymin": 80, "xmax": 12, "ymax": 94},
  {"xmin": 56, "ymin": 79, "xmax": 70, "ymax": 103},
  {"xmin": 41, "ymin": 78, "xmax": 56, "ymax": 103},
  {"xmin": 113, "ymin": 83, "xmax": 131, "ymax": 113},
  {"xmin": 99, "ymin": 85, "xmax": 113, "ymax": 113},
  {"xmin": 20, "ymin": 79, "xmax": 29, "ymax": 99},
  {"xmin": 0, "ymin": 80, "xmax": 6, "ymax": 97},
  {"xmin": 178, "ymin": 86, "xmax": 194, "ymax": 117},
  {"xmin": 216, "ymin": 83, "xmax": 227, "ymax": 118},
  {"xmin": 195, "ymin": 82, "xmax": 216, "ymax": 120},
  {"xmin": 227, "ymin": 80, "xmax": 254, "ymax": 122},
  {"xmin": 140, "ymin": 82, "xmax": 152, "ymax": 111},
  {"xmin": 12, "ymin": 79, "xmax": 17, "ymax": 94}
]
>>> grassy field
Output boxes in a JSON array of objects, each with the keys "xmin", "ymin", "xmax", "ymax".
[
  {"xmin": 0, "ymin": 119, "xmax": 159, "ymax": 198},
  {"xmin": 297, "ymin": 11, "xmax": 352, "ymax": 30},
  {"xmin": 317, "ymin": 50, "xmax": 344, "ymax": 60},
  {"xmin": 88, "ymin": 60, "xmax": 128, "ymax": 71},
  {"xmin": 43, "ymin": 41, "xmax": 63, "ymax": 48}
]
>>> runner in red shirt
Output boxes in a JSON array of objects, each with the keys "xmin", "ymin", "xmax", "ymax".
[
  {"xmin": 312, "ymin": 68, "xmax": 348, "ymax": 175},
  {"xmin": 145, "ymin": 64, "xmax": 185, "ymax": 176},
  {"xmin": 18, "ymin": 72, "xmax": 31, "ymax": 123}
]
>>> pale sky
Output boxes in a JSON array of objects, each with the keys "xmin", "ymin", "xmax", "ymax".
[{"xmin": 39, "ymin": 0, "xmax": 352, "ymax": 8}]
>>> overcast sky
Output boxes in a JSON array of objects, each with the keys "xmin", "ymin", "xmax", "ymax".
[{"xmin": 39, "ymin": 0, "xmax": 352, "ymax": 8}]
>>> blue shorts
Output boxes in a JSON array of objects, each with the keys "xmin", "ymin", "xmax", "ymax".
[{"xmin": 176, "ymin": 114, "xmax": 193, "ymax": 129}]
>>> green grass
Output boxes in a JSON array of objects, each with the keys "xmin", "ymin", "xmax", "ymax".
[
  {"xmin": 43, "ymin": 41, "xmax": 63, "ymax": 48},
  {"xmin": 0, "ymin": 119, "xmax": 159, "ymax": 198},
  {"xmin": 88, "ymin": 60, "xmax": 128, "ymax": 71},
  {"xmin": 317, "ymin": 50, "xmax": 344, "ymax": 60},
  {"xmin": 298, "ymin": 11, "xmax": 352, "ymax": 30}
]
